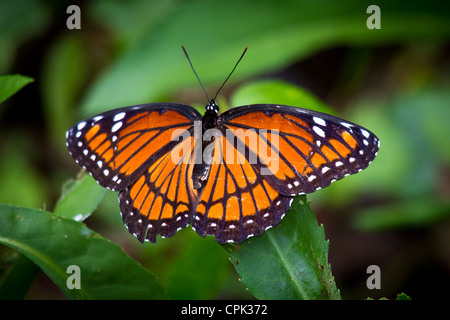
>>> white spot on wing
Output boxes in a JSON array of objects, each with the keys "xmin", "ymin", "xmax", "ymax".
[
  {"xmin": 111, "ymin": 122, "xmax": 122, "ymax": 133},
  {"xmin": 313, "ymin": 116, "xmax": 326, "ymax": 126},
  {"xmin": 114, "ymin": 112, "xmax": 126, "ymax": 122},
  {"xmin": 77, "ymin": 121, "xmax": 86, "ymax": 130},
  {"xmin": 313, "ymin": 126, "xmax": 325, "ymax": 138},
  {"xmin": 341, "ymin": 122, "xmax": 353, "ymax": 129},
  {"xmin": 361, "ymin": 128, "xmax": 370, "ymax": 138}
]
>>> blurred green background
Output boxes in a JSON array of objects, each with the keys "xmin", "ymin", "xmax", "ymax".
[{"xmin": 0, "ymin": 0, "xmax": 449, "ymax": 299}]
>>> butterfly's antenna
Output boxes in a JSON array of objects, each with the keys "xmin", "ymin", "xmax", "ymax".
[
  {"xmin": 182, "ymin": 45, "xmax": 210, "ymax": 103},
  {"xmin": 214, "ymin": 47, "xmax": 248, "ymax": 101}
]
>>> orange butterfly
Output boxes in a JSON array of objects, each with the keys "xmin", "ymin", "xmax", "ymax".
[{"xmin": 66, "ymin": 47, "xmax": 379, "ymax": 244}]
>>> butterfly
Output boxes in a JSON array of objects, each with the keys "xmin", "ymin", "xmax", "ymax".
[{"xmin": 66, "ymin": 46, "xmax": 380, "ymax": 244}]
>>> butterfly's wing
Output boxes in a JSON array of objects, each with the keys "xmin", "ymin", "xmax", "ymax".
[
  {"xmin": 192, "ymin": 104, "xmax": 379, "ymax": 243},
  {"xmin": 218, "ymin": 104, "xmax": 380, "ymax": 195},
  {"xmin": 191, "ymin": 134, "xmax": 293, "ymax": 243},
  {"xmin": 66, "ymin": 103, "xmax": 201, "ymax": 191},
  {"xmin": 67, "ymin": 103, "xmax": 202, "ymax": 242}
]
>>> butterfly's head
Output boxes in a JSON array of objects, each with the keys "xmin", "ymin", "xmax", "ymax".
[{"xmin": 206, "ymin": 100, "xmax": 219, "ymax": 114}]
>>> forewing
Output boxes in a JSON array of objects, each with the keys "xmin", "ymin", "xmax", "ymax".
[{"xmin": 66, "ymin": 103, "xmax": 201, "ymax": 191}]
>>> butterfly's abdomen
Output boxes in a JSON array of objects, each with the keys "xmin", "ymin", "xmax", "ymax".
[
  {"xmin": 192, "ymin": 140, "xmax": 212, "ymax": 189},
  {"xmin": 192, "ymin": 105, "xmax": 219, "ymax": 190}
]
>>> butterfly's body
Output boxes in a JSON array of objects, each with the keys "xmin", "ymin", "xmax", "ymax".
[{"xmin": 192, "ymin": 101, "xmax": 219, "ymax": 190}]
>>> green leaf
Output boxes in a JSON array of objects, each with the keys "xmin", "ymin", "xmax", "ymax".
[
  {"xmin": 224, "ymin": 195, "xmax": 340, "ymax": 300},
  {"xmin": 0, "ymin": 74, "xmax": 33, "ymax": 104},
  {"xmin": 230, "ymin": 79, "xmax": 334, "ymax": 114},
  {"xmin": 367, "ymin": 292, "xmax": 412, "ymax": 300},
  {"xmin": 0, "ymin": 248, "xmax": 39, "ymax": 299},
  {"xmin": 0, "ymin": 133, "xmax": 48, "ymax": 208},
  {"xmin": 53, "ymin": 173, "xmax": 106, "ymax": 221},
  {"xmin": 0, "ymin": 204, "xmax": 167, "ymax": 299},
  {"xmin": 0, "ymin": 1, "xmax": 50, "ymax": 73},
  {"xmin": 162, "ymin": 231, "xmax": 230, "ymax": 299},
  {"xmin": 353, "ymin": 197, "xmax": 450, "ymax": 231},
  {"xmin": 396, "ymin": 293, "xmax": 412, "ymax": 300},
  {"xmin": 41, "ymin": 33, "xmax": 90, "ymax": 147},
  {"xmin": 82, "ymin": 0, "xmax": 450, "ymax": 115}
]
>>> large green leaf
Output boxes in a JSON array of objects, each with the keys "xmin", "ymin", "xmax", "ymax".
[
  {"xmin": 224, "ymin": 195, "xmax": 340, "ymax": 300},
  {"xmin": 230, "ymin": 79, "xmax": 334, "ymax": 114},
  {"xmin": 0, "ymin": 205, "xmax": 167, "ymax": 299},
  {"xmin": 82, "ymin": 0, "xmax": 450, "ymax": 115}
]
